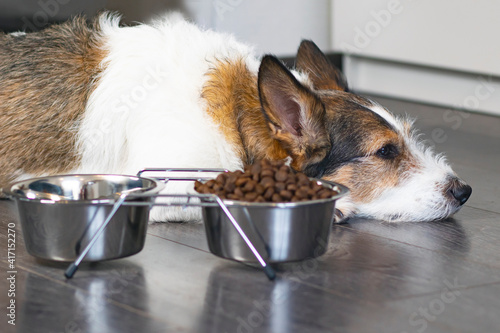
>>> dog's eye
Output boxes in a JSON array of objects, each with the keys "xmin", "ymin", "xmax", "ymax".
[{"xmin": 376, "ymin": 144, "xmax": 399, "ymax": 159}]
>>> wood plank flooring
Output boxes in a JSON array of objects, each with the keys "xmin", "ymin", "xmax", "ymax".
[{"xmin": 1, "ymin": 96, "xmax": 499, "ymax": 333}]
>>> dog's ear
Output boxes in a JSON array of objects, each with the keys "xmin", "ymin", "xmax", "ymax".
[
  {"xmin": 296, "ymin": 40, "xmax": 348, "ymax": 91},
  {"xmin": 258, "ymin": 55, "xmax": 331, "ymax": 170}
]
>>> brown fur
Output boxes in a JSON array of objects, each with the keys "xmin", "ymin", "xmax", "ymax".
[
  {"xmin": 202, "ymin": 56, "xmax": 331, "ymax": 171},
  {"xmin": 291, "ymin": 41, "xmax": 421, "ymax": 206},
  {"xmin": 287, "ymin": 41, "xmax": 422, "ymax": 207},
  {"xmin": 0, "ymin": 16, "xmax": 106, "ymax": 185},
  {"xmin": 202, "ymin": 58, "xmax": 266, "ymax": 162},
  {"xmin": 258, "ymin": 56, "xmax": 331, "ymax": 171},
  {"xmin": 317, "ymin": 92, "xmax": 419, "ymax": 203},
  {"xmin": 295, "ymin": 40, "xmax": 348, "ymax": 91},
  {"xmin": 324, "ymin": 150, "xmax": 417, "ymax": 204}
]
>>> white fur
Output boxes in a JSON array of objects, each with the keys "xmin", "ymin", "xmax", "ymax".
[
  {"xmin": 351, "ymin": 102, "xmax": 461, "ymax": 222},
  {"xmin": 9, "ymin": 31, "xmax": 26, "ymax": 37},
  {"xmin": 355, "ymin": 149, "xmax": 458, "ymax": 222},
  {"xmin": 77, "ymin": 13, "xmax": 255, "ymax": 174},
  {"xmin": 74, "ymin": 13, "xmax": 262, "ymax": 221},
  {"xmin": 367, "ymin": 101, "xmax": 406, "ymax": 133}
]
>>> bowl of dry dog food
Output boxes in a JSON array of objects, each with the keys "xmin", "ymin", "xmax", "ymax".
[{"xmin": 195, "ymin": 160, "xmax": 348, "ymax": 263}]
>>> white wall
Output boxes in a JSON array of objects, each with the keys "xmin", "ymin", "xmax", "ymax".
[
  {"xmin": 332, "ymin": 0, "xmax": 500, "ymax": 116},
  {"xmin": 185, "ymin": 0, "xmax": 332, "ymax": 57}
]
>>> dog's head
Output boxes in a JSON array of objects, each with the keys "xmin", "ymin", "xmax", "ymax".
[{"xmin": 257, "ymin": 40, "xmax": 471, "ymax": 222}]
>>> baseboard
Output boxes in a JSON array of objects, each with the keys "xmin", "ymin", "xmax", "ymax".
[{"xmin": 343, "ymin": 55, "xmax": 500, "ymax": 117}]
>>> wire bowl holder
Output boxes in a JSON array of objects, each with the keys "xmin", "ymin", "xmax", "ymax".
[{"xmin": 8, "ymin": 167, "xmax": 345, "ymax": 280}]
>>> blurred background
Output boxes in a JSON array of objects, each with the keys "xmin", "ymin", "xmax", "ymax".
[{"xmin": 0, "ymin": 0, "xmax": 498, "ymax": 116}]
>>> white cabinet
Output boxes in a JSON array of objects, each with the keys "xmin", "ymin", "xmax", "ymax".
[{"xmin": 332, "ymin": 0, "xmax": 500, "ymax": 116}]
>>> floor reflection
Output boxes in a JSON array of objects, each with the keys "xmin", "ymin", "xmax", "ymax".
[
  {"xmin": 344, "ymin": 218, "xmax": 470, "ymax": 255},
  {"xmin": 199, "ymin": 262, "xmax": 353, "ymax": 332},
  {"xmin": 18, "ymin": 263, "xmax": 158, "ymax": 333}
]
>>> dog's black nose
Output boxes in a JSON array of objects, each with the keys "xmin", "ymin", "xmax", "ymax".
[{"xmin": 448, "ymin": 180, "xmax": 472, "ymax": 205}]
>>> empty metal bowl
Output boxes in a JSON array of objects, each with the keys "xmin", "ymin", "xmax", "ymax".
[
  {"xmin": 202, "ymin": 180, "xmax": 348, "ymax": 263},
  {"xmin": 9, "ymin": 174, "xmax": 163, "ymax": 262}
]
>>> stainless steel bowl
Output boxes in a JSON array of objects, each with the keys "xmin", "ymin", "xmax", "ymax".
[
  {"xmin": 202, "ymin": 180, "xmax": 348, "ymax": 263},
  {"xmin": 9, "ymin": 174, "xmax": 163, "ymax": 262}
]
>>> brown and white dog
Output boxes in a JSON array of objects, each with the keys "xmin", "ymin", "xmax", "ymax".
[{"xmin": 0, "ymin": 12, "xmax": 471, "ymax": 222}]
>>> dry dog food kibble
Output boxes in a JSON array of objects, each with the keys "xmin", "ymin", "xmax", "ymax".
[{"xmin": 194, "ymin": 159, "xmax": 338, "ymax": 203}]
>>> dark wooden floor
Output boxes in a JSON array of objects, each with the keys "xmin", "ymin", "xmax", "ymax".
[{"xmin": 1, "ymin": 97, "xmax": 499, "ymax": 333}]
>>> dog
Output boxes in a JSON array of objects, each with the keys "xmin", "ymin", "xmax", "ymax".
[{"xmin": 0, "ymin": 12, "xmax": 471, "ymax": 222}]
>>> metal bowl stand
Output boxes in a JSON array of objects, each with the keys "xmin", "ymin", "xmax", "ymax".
[{"xmin": 65, "ymin": 168, "xmax": 276, "ymax": 280}]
